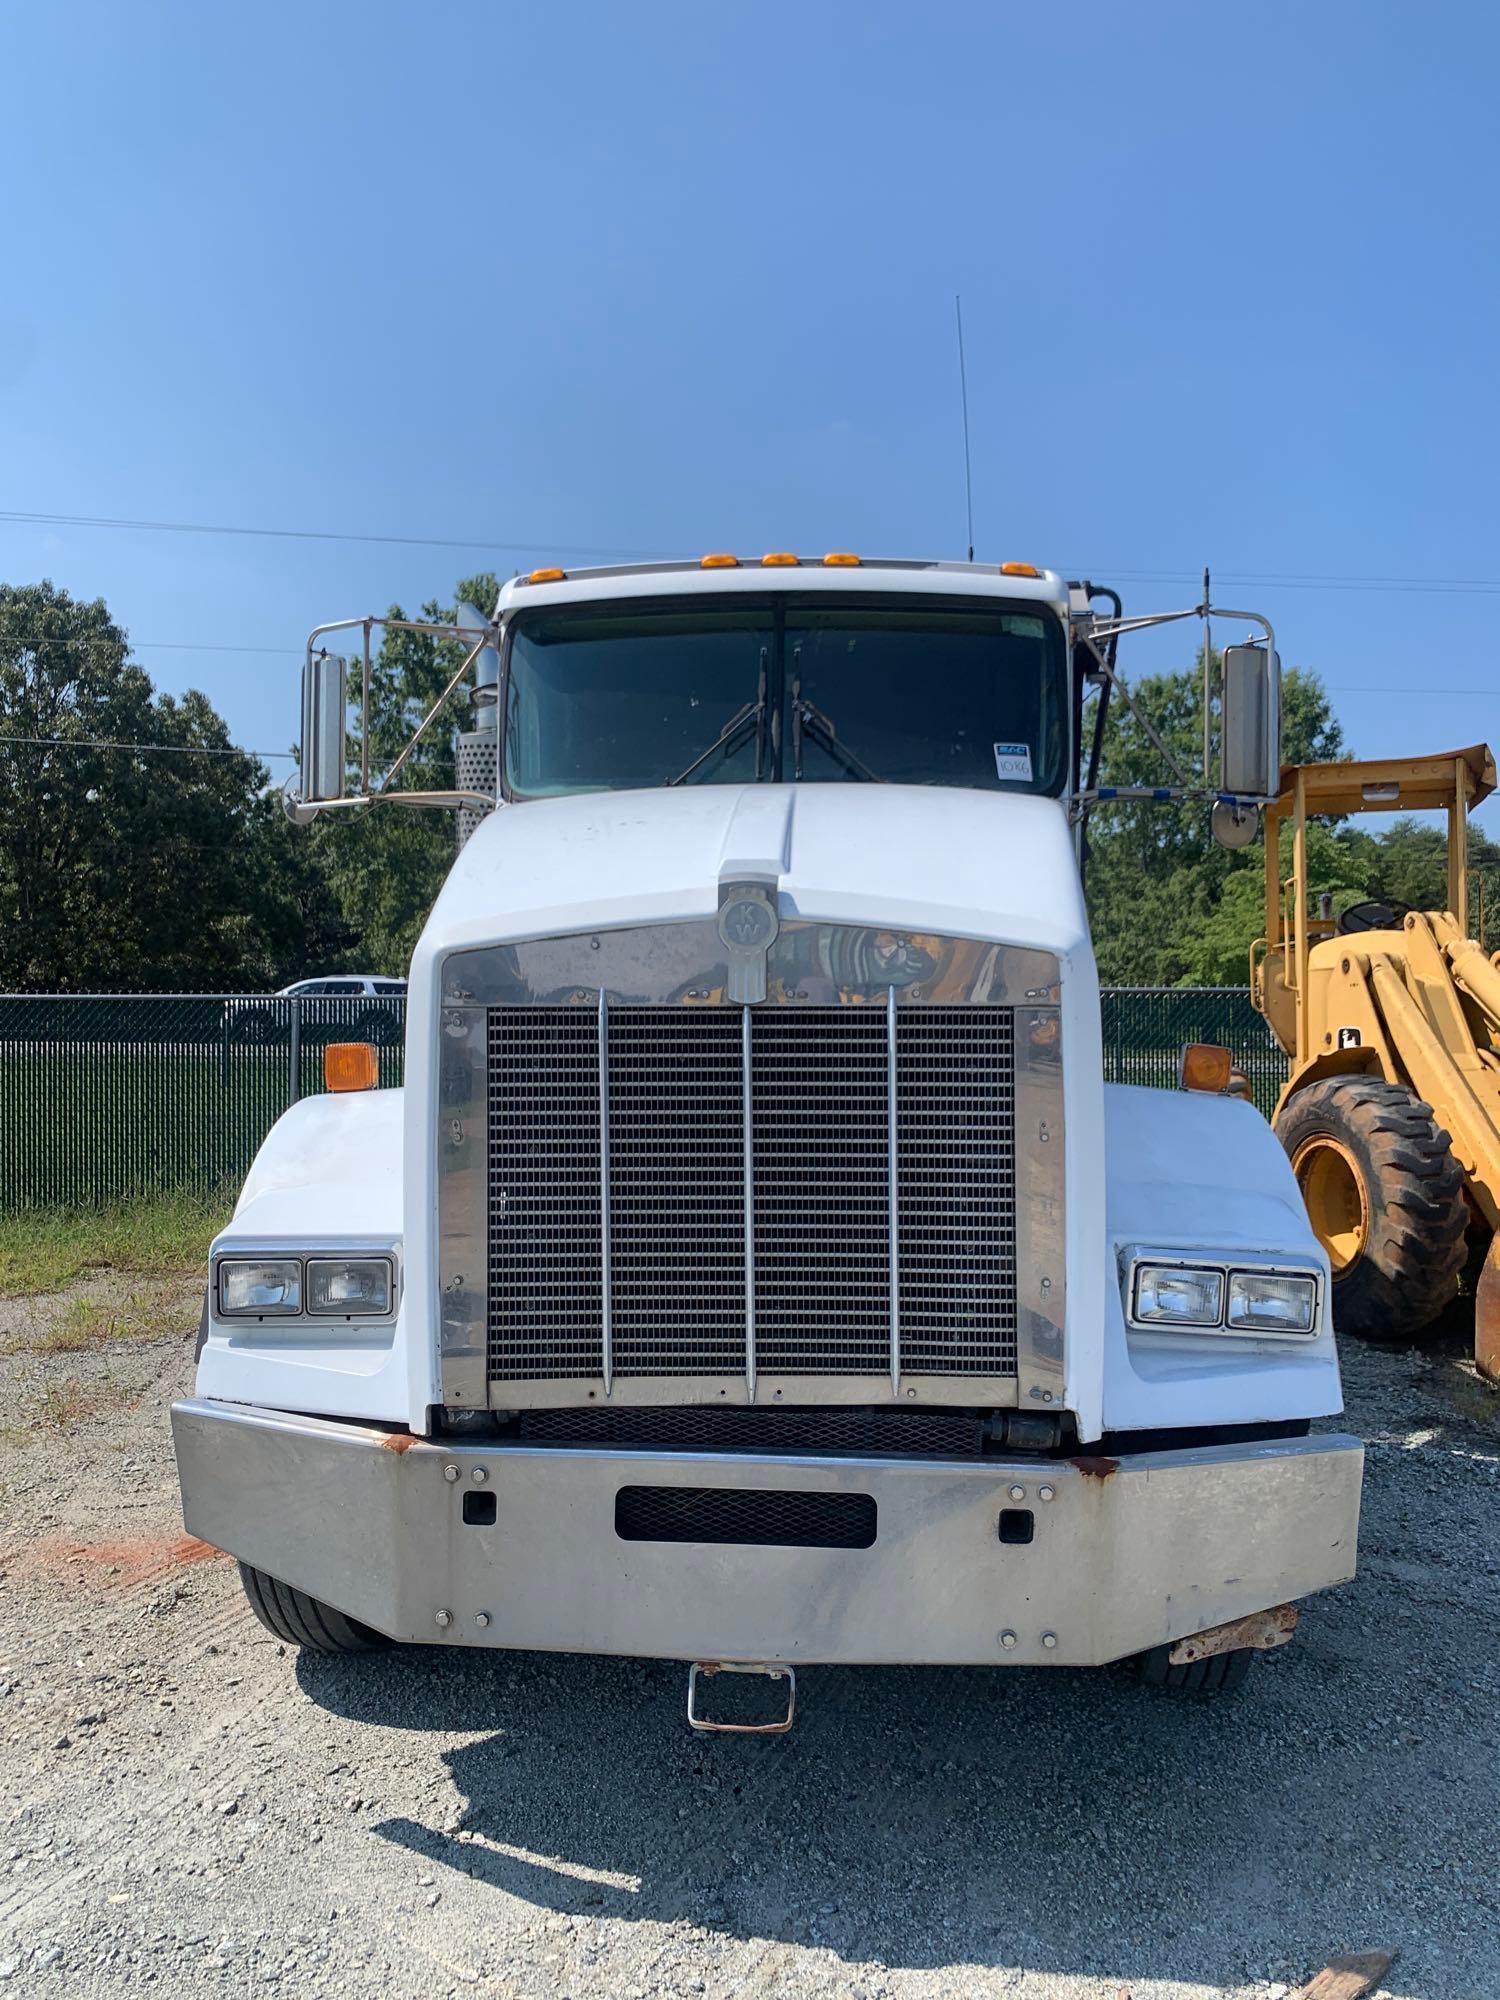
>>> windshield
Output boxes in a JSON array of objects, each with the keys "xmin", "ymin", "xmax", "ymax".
[{"xmin": 503, "ymin": 595, "xmax": 1068, "ymax": 800}]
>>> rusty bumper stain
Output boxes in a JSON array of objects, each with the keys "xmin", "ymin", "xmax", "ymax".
[
  {"xmin": 1069, "ymin": 1455, "xmax": 1120, "ymax": 1480},
  {"xmin": 1168, "ymin": 1601, "xmax": 1299, "ymax": 1665}
]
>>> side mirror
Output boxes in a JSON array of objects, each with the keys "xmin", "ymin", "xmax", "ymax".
[
  {"xmin": 1220, "ymin": 643, "xmax": 1281, "ymax": 802},
  {"xmin": 299, "ymin": 652, "xmax": 348, "ymax": 808}
]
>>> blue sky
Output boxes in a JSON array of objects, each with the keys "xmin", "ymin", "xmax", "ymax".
[{"xmin": 3, "ymin": 2, "xmax": 1497, "ymax": 829}]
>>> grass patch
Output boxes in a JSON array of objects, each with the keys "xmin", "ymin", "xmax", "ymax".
[
  {"xmin": 0, "ymin": 1189, "xmax": 230, "ymax": 1300},
  {"xmin": 33, "ymin": 1374, "xmax": 122, "ymax": 1431},
  {"xmin": 1, "ymin": 1284, "xmax": 196, "ymax": 1357}
]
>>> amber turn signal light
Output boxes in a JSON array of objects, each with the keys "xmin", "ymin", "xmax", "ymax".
[
  {"xmin": 1178, "ymin": 1043, "xmax": 1234, "ymax": 1094},
  {"xmin": 325, "ymin": 1042, "xmax": 380, "ymax": 1093}
]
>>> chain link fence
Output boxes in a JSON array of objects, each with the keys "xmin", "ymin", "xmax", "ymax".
[
  {"xmin": 0, "ymin": 987, "xmax": 1284, "ymax": 1211},
  {"xmin": 1100, "ymin": 986, "xmax": 1284, "ymax": 1104},
  {"xmin": 0, "ymin": 994, "xmax": 406, "ymax": 1210}
]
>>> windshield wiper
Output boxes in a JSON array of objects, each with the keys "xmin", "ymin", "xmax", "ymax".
[
  {"xmin": 667, "ymin": 647, "xmax": 769, "ymax": 787},
  {"xmin": 790, "ymin": 645, "xmax": 883, "ymax": 783}
]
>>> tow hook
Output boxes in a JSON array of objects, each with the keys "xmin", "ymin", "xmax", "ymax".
[
  {"xmin": 1168, "ymin": 1603, "xmax": 1298, "ymax": 1665},
  {"xmin": 687, "ymin": 1661, "xmax": 797, "ymax": 1734}
]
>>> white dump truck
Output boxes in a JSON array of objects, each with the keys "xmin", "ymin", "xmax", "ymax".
[{"xmin": 172, "ymin": 553, "xmax": 1362, "ymax": 1727}]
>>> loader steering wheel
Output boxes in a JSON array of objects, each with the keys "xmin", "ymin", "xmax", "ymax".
[{"xmin": 1337, "ymin": 898, "xmax": 1415, "ymax": 935}]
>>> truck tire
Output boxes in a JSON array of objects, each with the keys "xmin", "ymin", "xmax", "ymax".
[
  {"xmin": 1135, "ymin": 1645, "xmax": 1255, "ymax": 1693},
  {"xmin": 1275, "ymin": 1077, "xmax": 1468, "ymax": 1342},
  {"xmin": 238, "ymin": 1563, "xmax": 390, "ymax": 1653}
]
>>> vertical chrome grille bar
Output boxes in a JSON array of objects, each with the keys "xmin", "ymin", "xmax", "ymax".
[
  {"xmin": 597, "ymin": 987, "xmax": 613, "ymax": 1397},
  {"xmin": 742, "ymin": 1003, "xmax": 756, "ymax": 1400},
  {"xmin": 886, "ymin": 984, "xmax": 900, "ymax": 1395}
]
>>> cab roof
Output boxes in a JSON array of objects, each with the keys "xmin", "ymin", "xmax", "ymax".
[{"xmin": 493, "ymin": 556, "xmax": 1069, "ymax": 617}]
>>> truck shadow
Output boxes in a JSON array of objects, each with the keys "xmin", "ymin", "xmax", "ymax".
[{"xmin": 294, "ymin": 1600, "xmax": 1456, "ymax": 1993}]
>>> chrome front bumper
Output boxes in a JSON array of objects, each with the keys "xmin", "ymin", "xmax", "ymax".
[{"xmin": 171, "ymin": 1399, "xmax": 1362, "ymax": 1667}]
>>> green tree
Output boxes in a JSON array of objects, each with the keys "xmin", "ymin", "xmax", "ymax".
[
  {"xmin": 0, "ymin": 579, "xmax": 350, "ymax": 989},
  {"xmin": 1365, "ymin": 816, "xmax": 1500, "ymax": 949},
  {"xmin": 1084, "ymin": 647, "xmax": 1345, "ymax": 984},
  {"xmin": 311, "ymin": 572, "xmax": 499, "ymax": 972}
]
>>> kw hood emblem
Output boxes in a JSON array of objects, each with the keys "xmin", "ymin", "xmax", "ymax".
[{"xmin": 717, "ymin": 884, "xmax": 780, "ymax": 1004}]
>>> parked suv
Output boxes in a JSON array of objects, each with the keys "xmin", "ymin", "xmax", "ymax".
[
  {"xmin": 226, "ymin": 976, "xmax": 407, "ymax": 1046},
  {"xmin": 278, "ymin": 976, "xmax": 408, "ymax": 998}
]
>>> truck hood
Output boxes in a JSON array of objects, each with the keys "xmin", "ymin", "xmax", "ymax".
[{"xmin": 416, "ymin": 783, "xmax": 1090, "ymax": 964}]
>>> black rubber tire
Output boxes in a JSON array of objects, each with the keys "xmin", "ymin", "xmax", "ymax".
[
  {"xmin": 238, "ymin": 1562, "xmax": 390, "ymax": 1653},
  {"xmin": 1275, "ymin": 1077, "xmax": 1468, "ymax": 1342},
  {"xmin": 1135, "ymin": 1645, "xmax": 1256, "ymax": 1693}
]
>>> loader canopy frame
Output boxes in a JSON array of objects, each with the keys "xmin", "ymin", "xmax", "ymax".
[{"xmin": 1258, "ymin": 744, "xmax": 1496, "ymax": 1070}]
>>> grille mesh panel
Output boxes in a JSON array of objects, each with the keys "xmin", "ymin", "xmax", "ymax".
[
  {"xmin": 897, "ymin": 1009, "xmax": 1017, "ymax": 1372},
  {"xmin": 608, "ymin": 1009, "xmax": 745, "ymax": 1376},
  {"xmin": 752, "ymin": 1008, "xmax": 891, "ymax": 1374},
  {"xmin": 486, "ymin": 1000, "xmax": 1020, "ymax": 1385},
  {"xmin": 488, "ymin": 1010, "xmax": 602, "ymax": 1381},
  {"xmin": 614, "ymin": 1486, "xmax": 878, "ymax": 1549},
  {"xmin": 516, "ymin": 1404, "xmax": 986, "ymax": 1457}
]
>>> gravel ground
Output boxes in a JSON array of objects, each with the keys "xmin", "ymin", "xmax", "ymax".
[{"xmin": 1, "ymin": 1286, "xmax": 1497, "ymax": 2000}]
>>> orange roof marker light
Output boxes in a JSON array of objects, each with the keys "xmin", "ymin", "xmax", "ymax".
[
  {"xmin": 522, "ymin": 566, "xmax": 567, "ymax": 585},
  {"xmin": 1178, "ymin": 1043, "xmax": 1234, "ymax": 1095},
  {"xmin": 325, "ymin": 1042, "xmax": 380, "ymax": 1093},
  {"xmin": 700, "ymin": 553, "xmax": 739, "ymax": 569},
  {"xmin": 1000, "ymin": 561, "xmax": 1042, "ymax": 578},
  {"xmin": 761, "ymin": 552, "xmax": 800, "ymax": 567},
  {"xmin": 822, "ymin": 552, "xmax": 861, "ymax": 567}
]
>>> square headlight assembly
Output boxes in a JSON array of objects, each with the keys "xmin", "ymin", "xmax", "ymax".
[
  {"xmin": 218, "ymin": 1257, "xmax": 302, "ymax": 1317},
  {"xmin": 1228, "ymin": 1270, "xmax": 1318, "ymax": 1335},
  {"xmin": 1132, "ymin": 1263, "xmax": 1225, "ymax": 1328},
  {"xmin": 306, "ymin": 1256, "xmax": 394, "ymax": 1318}
]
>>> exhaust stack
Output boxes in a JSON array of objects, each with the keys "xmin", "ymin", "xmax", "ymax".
[{"xmin": 454, "ymin": 600, "xmax": 500, "ymax": 850}]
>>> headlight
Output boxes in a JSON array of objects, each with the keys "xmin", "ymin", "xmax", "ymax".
[
  {"xmin": 218, "ymin": 1257, "xmax": 302, "ymax": 1316},
  {"xmin": 306, "ymin": 1257, "xmax": 394, "ymax": 1317},
  {"xmin": 1132, "ymin": 1264, "xmax": 1225, "ymax": 1327},
  {"xmin": 1228, "ymin": 1270, "xmax": 1317, "ymax": 1334}
]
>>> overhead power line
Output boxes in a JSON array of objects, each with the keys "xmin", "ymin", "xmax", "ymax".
[
  {"xmin": 5, "ymin": 506, "xmax": 1500, "ymax": 597},
  {"xmin": 0, "ymin": 734, "xmax": 292, "ymax": 761},
  {"xmin": 0, "ymin": 507, "xmax": 667, "ymax": 563},
  {"xmin": 1086, "ymin": 566, "xmax": 1500, "ymax": 598}
]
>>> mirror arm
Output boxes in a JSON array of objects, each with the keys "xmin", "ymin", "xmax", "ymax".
[
  {"xmin": 379, "ymin": 630, "xmax": 491, "ymax": 793},
  {"xmin": 288, "ymin": 787, "xmax": 496, "ymax": 822},
  {"xmin": 1089, "ymin": 660, "xmax": 1195, "ymax": 789}
]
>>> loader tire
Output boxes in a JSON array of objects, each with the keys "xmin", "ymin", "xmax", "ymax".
[
  {"xmin": 1275, "ymin": 1077, "xmax": 1468, "ymax": 1342},
  {"xmin": 238, "ymin": 1562, "xmax": 390, "ymax": 1653}
]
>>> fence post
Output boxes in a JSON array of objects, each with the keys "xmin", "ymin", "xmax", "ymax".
[{"xmin": 289, "ymin": 997, "xmax": 302, "ymax": 1106}]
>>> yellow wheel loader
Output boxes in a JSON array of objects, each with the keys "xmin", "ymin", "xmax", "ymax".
[{"xmin": 1251, "ymin": 744, "xmax": 1500, "ymax": 1376}]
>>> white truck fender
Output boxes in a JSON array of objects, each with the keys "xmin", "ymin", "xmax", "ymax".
[
  {"xmin": 1098, "ymin": 1083, "xmax": 1344, "ymax": 1436},
  {"xmin": 194, "ymin": 1089, "xmax": 412, "ymax": 1424}
]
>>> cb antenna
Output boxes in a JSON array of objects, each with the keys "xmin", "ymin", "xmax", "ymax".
[{"xmin": 954, "ymin": 293, "xmax": 975, "ymax": 563}]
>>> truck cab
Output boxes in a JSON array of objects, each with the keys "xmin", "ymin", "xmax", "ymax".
[{"xmin": 173, "ymin": 554, "xmax": 1362, "ymax": 1720}]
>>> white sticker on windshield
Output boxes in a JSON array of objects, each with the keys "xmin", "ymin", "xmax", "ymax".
[{"xmin": 994, "ymin": 742, "xmax": 1034, "ymax": 783}]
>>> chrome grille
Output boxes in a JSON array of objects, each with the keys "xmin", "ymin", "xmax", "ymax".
[{"xmin": 486, "ymin": 1001, "xmax": 1018, "ymax": 1385}]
